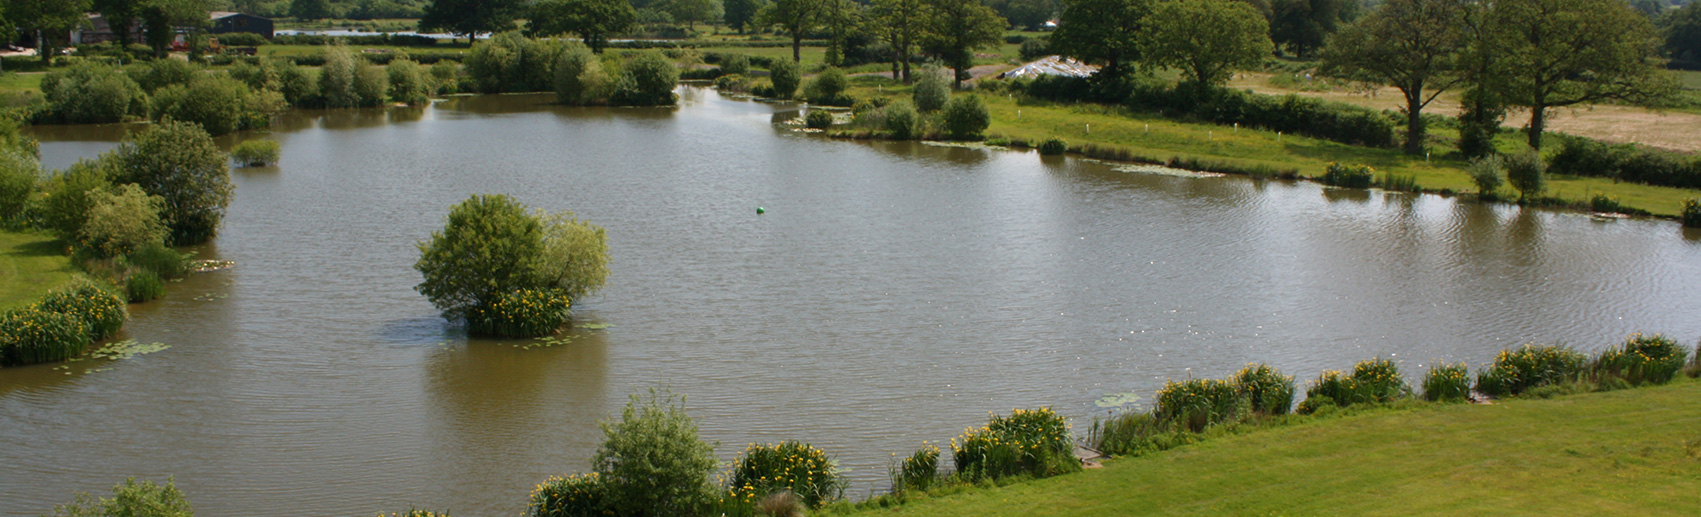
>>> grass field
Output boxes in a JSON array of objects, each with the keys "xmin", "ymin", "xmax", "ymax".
[
  {"xmin": 0, "ymin": 231, "xmax": 77, "ymax": 310},
  {"xmin": 844, "ymin": 377, "xmax": 1701, "ymax": 515}
]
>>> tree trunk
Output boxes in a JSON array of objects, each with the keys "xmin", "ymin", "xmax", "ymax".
[
  {"xmin": 901, "ymin": 56, "xmax": 911, "ymax": 83},
  {"xmin": 39, "ymin": 31, "xmax": 52, "ymax": 65},
  {"xmin": 1403, "ymin": 87, "xmax": 1425, "ymax": 155},
  {"xmin": 793, "ymin": 33, "xmax": 803, "ymax": 62},
  {"xmin": 1526, "ymin": 104, "xmax": 1545, "ymax": 150}
]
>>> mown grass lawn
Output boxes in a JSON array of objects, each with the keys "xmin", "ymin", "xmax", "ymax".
[
  {"xmin": 0, "ymin": 230, "xmax": 77, "ymax": 310},
  {"xmin": 847, "ymin": 378, "xmax": 1701, "ymax": 515}
]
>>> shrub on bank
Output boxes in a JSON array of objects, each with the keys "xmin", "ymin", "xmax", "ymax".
[
  {"xmin": 1505, "ymin": 150, "xmax": 1546, "ymax": 202},
  {"xmin": 1155, "ymin": 378, "xmax": 1246, "ymax": 431},
  {"xmin": 38, "ymin": 280, "xmax": 128, "ymax": 341},
  {"xmin": 615, "ymin": 51, "xmax": 679, "ymax": 106},
  {"xmin": 527, "ymin": 473, "xmax": 609, "ymax": 517},
  {"xmin": 231, "ymin": 140, "xmax": 281, "ymax": 167},
  {"xmin": 1683, "ymin": 199, "xmax": 1700, "ymax": 228},
  {"xmin": 1298, "ymin": 358, "xmax": 1409, "ymax": 413},
  {"xmin": 78, "ymin": 184, "xmax": 168, "ymax": 259},
  {"xmin": 0, "ymin": 147, "xmax": 38, "ymax": 222},
  {"xmin": 126, "ymin": 270, "xmax": 166, "ymax": 303},
  {"xmin": 1594, "ymin": 334, "xmax": 1689, "ymax": 387},
  {"xmin": 127, "ymin": 243, "xmax": 191, "ymax": 279},
  {"xmin": 39, "ymin": 62, "xmax": 149, "ymax": 124},
  {"xmin": 1038, "ymin": 138, "xmax": 1067, "ymax": 156},
  {"xmin": 48, "ymin": 477, "xmax": 192, "ymax": 517},
  {"xmin": 1320, "ymin": 162, "xmax": 1374, "ymax": 188},
  {"xmin": 729, "ymin": 441, "xmax": 847, "ymax": 509},
  {"xmin": 111, "ymin": 120, "xmax": 234, "ymax": 246},
  {"xmin": 594, "ymin": 390, "xmax": 719, "ymax": 515},
  {"xmin": 891, "ymin": 443, "xmax": 941, "ymax": 493},
  {"xmin": 1421, "ymin": 363, "xmax": 1471, "ymax": 402},
  {"xmin": 1474, "ymin": 344, "xmax": 1589, "ymax": 398},
  {"xmin": 951, "ymin": 407, "xmax": 1078, "ymax": 481},
  {"xmin": 1468, "ymin": 155, "xmax": 1505, "ymax": 199},
  {"xmin": 150, "ymin": 74, "xmax": 283, "ymax": 136},
  {"xmin": 388, "ymin": 58, "xmax": 432, "ymax": 105},
  {"xmin": 941, "ymin": 95, "xmax": 990, "ymax": 140},
  {"xmin": 804, "ymin": 67, "xmax": 853, "ymax": 106},
  {"xmin": 1231, "ymin": 363, "xmax": 1295, "ymax": 416},
  {"xmin": 912, "ymin": 69, "xmax": 951, "ymax": 113},
  {"xmin": 880, "ymin": 101, "xmax": 920, "ymax": 139},
  {"xmin": 466, "ymin": 32, "xmax": 564, "ymax": 94},
  {"xmin": 464, "ymin": 288, "xmax": 572, "ymax": 338},
  {"xmin": 38, "ymin": 158, "xmax": 118, "ymax": 242},
  {"xmin": 805, "ymin": 110, "xmax": 834, "ymax": 129},
  {"xmin": 766, "ymin": 59, "xmax": 801, "ymax": 100},
  {"xmin": 0, "ymin": 307, "xmax": 91, "ymax": 366}
]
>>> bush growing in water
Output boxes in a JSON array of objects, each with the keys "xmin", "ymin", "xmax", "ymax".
[
  {"xmin": 231, "ymin": 140, "xmax": 281, "ymax": 167},
  {"xmin": 467, "ymin": 32, "xmax": 564, "ymax": 94},
  {"xmin": 1504, "ymin": 150, "xmax": 1546, "ymax": 202},
  {"xmin": 803, "ymin": 67, "xmax": 852, "ymax": 106},
  {"xmin": 38, "ymin": 280, "xmax": 128, "ymax": 342},
  {"xmin": 1468, "ymin": 155, "xmax": 1505, "ymax": 199},
  {"xmin": 1320, "ymin": 162, "xmax": 1374, "ymax": 188},
  {"xmin": 78, "ymin": 184, "xmax": 168, "ymax": 259},
  {"xmin": 1038, "ymin": 138, "xmax": 1067, "ymax": 156},
  {"xmin": 615, "ymin": 51, "xmax": 679, "ymax": 106},
  {"xmin": 126, "ymin": 270, "xmax": 166, "ymax": 303},
  {"xmin": 111, "ymin": 120, "xmax": 234, "ymax": 246},
  {"xmin": 48, "ymin": 477, "xmax": 192, "ymax": 517},
  {"xmin": 552, "ymin": 44, "xmax": 604, "ymax": 105},
  {"xmin": 1593, "ymin": 334, "xmax": 1689, "ymax": 387},
  {"xmin": 1474, "ymin": 344, "xmax": 1588, "ymax": 397},
  {"xmin": 951, "ymin": 407, "xmax": 1078, "ymax": 481},
  {"xmin": 39, "ymin": 62, "xmax": 149, "ymax": 124},
  {"xmin": 1421, "ymin": 363, "xmax": 1471, "ymax": 402},
  {"xmin": 941, "ymin": 94, "xmax": 990, "ymax": 140},
  {"xmin": 1231, "ymin": 363, "xmax": 1295, "ymax": 416},
  {"xmin": 729, "ymin": 441, "xmax": 846, "ymax": 509},
  {"xmin": 0, "ymin": 307, "xmax": 91, "ymax": 366},
  {"xmin": 805, "ymin": 109, "xmax": 834, "ymax": 129},
  {"xmin": 912, "ymin": 69, "xmax": 951, "ymax": 113},
  {"xmin": 387, "ymin": 58, "xmax": 431, "ymax": 105},
  {"xmin": 766, "ymin": 59, "xmax": 801, "ymax": 100},
  {"xmin": 594, "ymin": 389, "xmax": 719, "ymax": 515},
  {"xmin": 150, "ymin": 75, "xmax": 285, "ymax": 136},
  {"xmin": 464, "ymin": 288, "xmax": 572, "ymax": 338}
]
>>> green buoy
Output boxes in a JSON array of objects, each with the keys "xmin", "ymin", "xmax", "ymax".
[{"xmin": 757, "ymin": 207, "xmax": 766, "ymax": 214}]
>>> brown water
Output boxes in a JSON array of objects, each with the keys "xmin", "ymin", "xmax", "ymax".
[{"xmin": 5, "ymin": 87, "xmax": 1701, "ymax": 515}]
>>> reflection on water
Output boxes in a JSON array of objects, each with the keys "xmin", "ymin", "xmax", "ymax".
[{"xmin": 3, "ymin": 87, "xmax": 1699, "ymax": 516}]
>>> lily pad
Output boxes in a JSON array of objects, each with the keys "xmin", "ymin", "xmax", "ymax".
[{"xmin": 1093, "ymin": 392, "xmax": 1142, "ymax": 408}]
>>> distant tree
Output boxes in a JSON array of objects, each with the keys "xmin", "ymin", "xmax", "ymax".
[
  {"xmin": 664, "ymin": 0, "xmax": 723, "ymax": 30},
  {"xmin": 111, "ymin": 120, "xmax": 234, "ymax": 246},
  {"xmin": 872, "ymin": 0, "xmax": 925, "ymax": 81},
  {"xmin": 1141, "ymin": 0, "xmax": 1272, "ymax": 88},
  {"xmin": 289, "ymin": 0, "xmax": 335, "ymax": 20},
  {"xmin": 530, "ymin": 0, "xmax": 636, "ymax": 53},
  {"xmin": 419, "ymin": 0, "xmax": 526, "ymax": 42},
  {"xmin": 757, "ymin": 0, "xmax": 825, "ymax": 62},
  {"xmin": 92, "ymin": 0, "xmax": 144, "ymax": 47},
  {"xmin": 1270, "ymin": 0, "xmax": 1356, "ymax": 57},
  {"xmin": 1321, "ymin": 0, "xmax": 1470, "ymax": 155},
  {"xmin": 723, "ymin": 0, "xmax": 766, "ymax": 33},
  {"xmin": 986, "ymin": 0, "xmax": 1057, "ymax": 30},
  {"xmin": 1479, "ymin": 0, "xmax": 1675, "ymax": 149},
  {"xmin": 1664, "ymin": 2, "xmax": 1701, "ymax": 64},
  {"xmin": 11, "ymin": 0, "xmax": 91, "ymax": 64},
  {"xmin": 922, "ymin": 0, "xmax": 1006, "ymax": 88},
  {"xmin": 1048, "ymin": 0, "xmax": 1152, "ymax": 78},
  {"xmin": 818, "ymin": 0, "xmax": 864, "ymax": 66},
  {"xmin": 141, "ymin": 0, "xmax": 212, "ymax": 59}
]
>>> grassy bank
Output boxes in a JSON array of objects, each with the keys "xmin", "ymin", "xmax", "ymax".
[
  {"xmin": 847, "ymin": 377, "xmax": 1701, "ymax": 515},
  {"xmin": 0, "ymin": 231, "xmax": 77, "ymax": 311}
]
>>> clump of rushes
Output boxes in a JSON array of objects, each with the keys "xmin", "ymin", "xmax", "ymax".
[
  {"xmin": 231, "ymin": 139, "xmax": 281, "ymax": 167},
  {"xmin": 952, "ymin": 407, "xmax": 1078, "ymax": 481},
  {"xmin": 126, "ymin": 270, "xmax": 166, "ymax": 303},
  {"xmin": 1155, "ymin": 378, "xmax": 1246, "ymax": 431},
  {"xmin": 1422, "ymin": 362, "xmax": 1471, "ymax": 402},
  {"xmin": 1231, "ymin": 363, "xmax": 1295, "ymax": 416},
  {"xmin": 463, "ymin": 288, "xmax": 571, "ymax": 338},
  {"xmin": 0, "ymin": 307, "xmax": 92, "ymax": 366},
  {"xmin": 1594, "ymin": 334, "xmax": 1689, "ymax": 387},
  {"xmin": 1298, "ymin": 358, "xmax": 1409, "ymax": 413},
  {"xmin": 729, "ymin": 441, "xmax": 846, "ymax": 509},
  {"xmin": 1687, "ymin": 338, "xmax": 1701, "ymax": 378},
  {"xmin": 805, "ymin": 110, "xmax": 833, "ymax": 130},
  {"xmin": 1320, "ymin": 162, "xmax": 1375, "ymax": 188},
  {"xmin": 1474, "ymin": 344, "xmax": 1588, "ymax": 397},
  {"xmin": 526, "ymin": 473, "xmax": 608, "ymax": 517},
  {"xmin": 1683, "ymin": 199, "xmax": 1700, "ymax": 228},
  {"xmin": 890, "ymin": 442, "xmax": 940, "ymax": 493},
  {"xmin": 37, "ymin": 280, "xmax": 128, "ymax": 341},
  {"xmin": 1038, "ymin": 138, "xmax": 1067, "ymax": 156}
]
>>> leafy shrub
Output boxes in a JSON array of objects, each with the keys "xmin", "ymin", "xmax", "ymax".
[
  {"xmin": 1468, "ymin": 155, "xmax": 1505, "ymax": 198},
  {"xmin": 533, "ymin": 212, "xmax": 610, "ymax": 302},
  {"xmin": 1298, "ymin": 358, "xmax": 1409, "ymax": 412},
  {"xmin": 388, "ymin": 58, "xmax": 431, "ymax": 105},
  {"xmin": 1037, "ymin": 138, "xmax": 1067, "ymax": 156},
  {"xmin": 527, "ymin": 473, "xmax": 609, "ymax": 517},
  {"xmin": 0, "ymin": 307, "xmax": 91, "ymax": 366},
  {"xmin": 430, "ymin": 62, "xmax": 460, "ymax": 95},
  {"xmin": 1019, "ymin": 38, "xmax": 1049, "ymax": 61},
  {"xmin": 1155, "ymin": 378, "xmax": 1246, "ymax": 431},
  {"xmin": 464, "ymin": 288, "xmax": 572, "ymax": 338},
  {"xmin": 214, "ymin": 32, "xmax": 267, "ymax": 47},
  {"xmin": 126, "ymin": 59, "xmax": 201, "ymax": 93},
  {"xmin": 1088, "ymin": 411, "xmax": 1195, "ymax": 457},
  {"xmin": 1421, "ymin": 363, "xmax": 1471, "ymax": 402},
  {"xmin": 890, "ymin": 443, "xmax": 940, "ymax": 493},
  {"xmin": 276, "ymin": 59, "xmax": 319, "ymax": 105},
  {"xmin": 40, "ymin": 62, "xmax": 149, "ymax": 124},
  {"xmin": 941, "ymin": 95, "xmax": 990, "ymax": 140},
  {"xmin": 729, "ymin": 441, "xmax": 846, "ymax": 509},
  {"xmin": 552, "ymin": 44, "xmax": 600, "ymax": 105},
  {"xmin": 1546, "ymin": 137, "xmax": 1701, "ymax": 190},
  {"xmin": 803, "ymin": 67, "xmax": 852, "ymax": 106},
  {"xmin": 231, "ymin": 140, "xmax": 281, "ymax": 167},
  {"xmin": 912, "ymin": 69, "xmax": 951, "ymax": 113},
  {"xmin": 614, "ymin": 51, "xmax": 679, "ymax": 106},
  {"xmin": 1504, "ymin": 150, "xmax": 1546, "ymax": 201},
  {"xmin": 1320, "ymin": 163, "xmax": 1374, "ymax": 188},
  {"xmin": 766, "ymin": 59, "xmax": 801, "ymax": 100},
  {"xmin": 38, "ymin": 280, "xmax": 128, "ymax": 341},
  {"xmin": 1594, "ymin": 334, "xmax": 1689, "ymax": 387},
  {"xmin": 78, "ymin": 184, "xmax": 168, "ymax": 258},
  {"xmin": 127, "ymin": 243, "xmax": 191, "ymax": 279},
  {"xmin": 881, "ymin": 101, "xmax": 920, "ymax": 139},
  {"xmin": 1474, "ymin": 344, "xmax": 1589, "ymax": 397},
  {"xmin": 150, "ymin": 75, "xmax": 277, "ymax": 136},
  {"xmin": 719, "ymin": 54, "xmax": 751, "ymax": 76},
  {"xmin": 594, "ymin": 390, "xmax": 719, "ymax": 516},
  {"xmin": 1683, "ymin": 199, "xmax": 1700, "ymax": 228},
  {"xmin": 714, "ymin": 73, "xmax": 751, "ymax": 94},
  {"xmin": 111, "ymin": 120, "xmax": 234, "ymax": 246},
  {"xmin": 48, "ymin": 477, "xmax": 192, "ymax": 517},
  {"xmin": 126, "ymin": 270, "xmax": 166, "ymax": 303},
  {"xmin": 321, "ymin": 45, "xmax": 389, "ymax": 108},
  {"xmin": 1231, "ymin": 363, "xmax": 1295, "ymax": 415},
  {"xmin": 39, "ymin": 158, "xmax": 118, "ymax": 241},
  {"xmin": 466, "ymin": 32, "xmax": 564, "ymax": 94},
  {"xmin": 0, "ymin": 147, "xmax": 38, "ymax": 222},
  {"xmin": 951, "ymin": 407, "xmax": 1078, "ymax": 481},
  {"xmin": 805, "ymin": 110, "xmax": 833, "ymax": 129}
]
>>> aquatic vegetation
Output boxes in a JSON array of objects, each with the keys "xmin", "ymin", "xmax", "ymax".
[
  {"xmin": 729, "ymin": 441, "xmax": 846, "ymax": 509},
  {"xmin": 1320, "ymin": 162, "xmax": 1375, "ymax": 188},
  {"xmin": 889, "ymin": 443, "xmax": 940, "ymax": 493},
  {"xmin": 1299, "ymin": 358, "xmax": 1410, "ymax": 413},
  {"xmin": 1593, "ymin": 334, "xmax": 1688, "ymax": 387},
  {"xmin": 1475, "ymin": 344, "xmax": 1589, "ymax": 397},
  {"xmin": 1155, "ymin": 378, "xmax": 1247, "ymax": 431},
  {"xmin": 951, "ymin": 407, "xmax": 1078, "ymax": 481},
  {"xmin": 1421, "ymin": 362, "xmax": 1471, "ymax": 402},
  {"xmin": 1231, "ymin": 363, "xmax": 1295, "ymax": 416}
]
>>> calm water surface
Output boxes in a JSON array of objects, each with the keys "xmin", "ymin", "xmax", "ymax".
[{"xmin": 5, "ymin": 87, "xmax": 1700, "ymax": 515}]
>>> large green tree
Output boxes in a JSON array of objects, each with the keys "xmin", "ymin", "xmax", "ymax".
[
  {"xmin": 1321, "ymin": 0, "xmax": 1469, "ymax": 155},
  {"xmin": 419, "ymin": 0, "xmax": 526, "ymax": 42},
  {"xmin": 723, "ymin": 0, "xmax": 765, "ymax": 33},
  {"xmin": 1479, "ymin": 0, "xmax": 1674, "ymax": 149},
  {"xmin": 414, "ymin": 194, "xmax": 610, "ymax": 323},
  {"xmin": 92, "ymin": 0, "xmax": 143, "ymax": 47},
  {"xmin": 140, "ymin": 0, "xmax": 212, "ymax": 59},
  {"xmin": 111, "ymin": 120, "xmax": 234, "ymax": 246},
  {"xmin": 288, "ymin": 0, "xmax": 335, "ymax": 20},
  {"xmin": 664, "ymin": 0, "xmax": 723, "ymax": 30},
  {"xmin": 1048, "ymin": 0, "xmax": 1153, "ymax": 78},
  {"xmin": 757, "ymin": 0, "xmax": 825, "ymax": 62},
  {"xmin": 1663, "ymin": 2, "xmax": 1701, "ymax": 65},
  {"xmin": 530, "ymin": 0, "xmax": 636, "ymax": 53},
  {"xmin": 986, "ymin": 0, "xmax": 1057, "ymax": 30},
  {"xmin": 1141, "ymin": 0, "xmax": 1272, "ymax": 88},
  {"xmin": 922, "ymin": 0, "xmax": 1006, "ymax": 88},
  {"xmin": 11, "ymin": 0, "xmax": 91, "ymax": 64},
  {"xmin": 1270, "ymin": 0, "xmax": 1357, "ymax": 57},
  {"xmin": 871, "ymin": 0, "xmax": 925, "ymax": 81}
]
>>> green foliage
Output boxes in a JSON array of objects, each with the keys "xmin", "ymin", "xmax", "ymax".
[
  {"xmin": 1457, "ymin": 88, "xmax": 1506, "ymax": 159},
  {"xmin": 126, "ymin": 59, "xmax": 201, "ymax": 93},
  {"xmin": 527, "ymin": 473, "xmax": 610, "ymax": 517},
  {"xmin": 1087, "ymin": 410, "xmax": 1195, "ymax": 457},
  {"xmin": 320, "ymin": 45, "xmax": 390, "ymax": 108},
  {"xmin": 594, "ymin": 389, "xmax": 719, "ymax": 516},
  {"xmin": 414, "ymin": 194, "xmax": 545, "ymax": 322},
  {"xmin": 950, "ymin": 407, "xmax": 1079, "ymax": 481},
  {"xmin": 719, "ymin": 54, "xmax": 751, "ymax": 76},
  {"xmin": 150, "ymin": 74, "xmax": 278, "ymax": 136},
  {"xmin": 891, "ymin": 443, "xmax": 941, "ymax": 493},
  {"xmin": 1421, "ymin": 362, "xmax": 1471, "ymax": 402},
  {"xmin": 1318, "ymin": 0, "xmax": 1469, "ymax": 154},
  {"xmin": 1468, "ymin": 155, "xmax": 1505, "ymax": 198},
  {"xmin": 1155, "ymin": 378, "xmax": 1247, "ymax": 431},
  {"xmin": 940, "ymin": 94, "xmax": 990, "ymax": 140},
  {"xmin": 38, "ymin": 280, "xmax": 128, "ymax": 341},
  {"xmin": 1019, "ymin": 38, "xmax": 1049, "ymax": 61},
  {"xmin": 766, "ymin": 59, "xmax": 802, "ymax": 100},
  {"xmin": 922, "ymin": 0, "xmax": 1007, "ymax": 87},
  {"xmin": 530, "ymin": 0, "xmax": 637, "ymax": 53},
  {"xmin": 1594, "ymin": 334, "xmax": 1689, "ymax": 387},
  {"xmin": 552, "ymin": 44, "xmax": 601, "ymax": 104},
  {"xmin": 387, "ymin": 58, "xmax": 431, "ymax": 105},
  {"xmin": 275, "ymin": 59, "xmax": 319, "ymax": 106},
  {"xmin": 911, "ymin": 68, "xmax": 951, "ymax": 112},
  {"xmin": 1545, "ymin": 137, "xmax": 1701, "ymax": 190},
  {"xmin": 466, "ymin": 32, "xmax": 564, "ymax": 94},
  {"xmin": 111, "ymin": 120, "xmax": 234, "ymax": 246},
  {"xmin": 1375, "ymin": 172, "xmax": 1419, "ymax": 192},
  {"xmin": 430, "ymin": 62, "xmax": 461, "ymax": 95},
  {"xmin": 40, "ymin": 62, "xmax": 149, "ymax": 124},
  {"xmin": 1475, "ymin": 344, "xmax": 1589, "ymax": 397},
  {"xmin": 1320, "ymin": 162, "xmax": 1374, "ymax": 188},
  {"xmin": 0, "ymin": 147, "xmax": 39, "ymax": 223},
  {"xmin": 39, "ymin": 159, "xmax": 118, "ymax": 242},
  {"xmin": 49, "ymin": 477, "xmax": 193, "ymax": 517},
  {"xmin": 614, "ymin": 51, "xmax": 679, "ymax": 106},
  {"xmin": 805, "ymin": 110, "xmax": 834, "ymax": 129},
  {"xmin": 730, "ymin": 441, "xmax": 847, "ymax": 509},
  {"xmin": 1684, "ymin": 199, "xmax": 1701, "ymax": 228},
  {"xmin": 1048, "ymin": 0, "xmax": 1151, "ymax": 77},
  {"xmin": 0, "ymin": 306, "xmax": 91, "ymax": 366},
  {"xmin": 1504, "ymin": 150, "xmax": 1546, "ymax": 201},
  {"xmin": 804, "ymin": 67, "xmax": 853, "ymax": 106},
  {"xmin": 1037, "ymin": 138, "xmax": 1067, "ymax": 156},
  {"xmin": 1140, "ymin": 0, "xmax": 1273, "ymax": 87},
  {"xmin": 126, "ymin": 270, "xmax": 166, "ymax": 303},
  {"xmin": 420, "ymin": 0, "xmax": 526, "ymax": 40},
  {"xmin": 127, "ymin": 243, "xmax": 191, "ymax": 279},
  {"xmin": 1231, "ymin": 363, "xmax": 1295, "ymax": 416},
  {"xmin": 78, "ymin": 184, "xmax": 168, "ymax": 259},
  {"xmin": 354, "ymin": 61, "xmax": 391, "ymax": 108},
  {"xmin": 534, "ymin": 212, "xmax": 609, "ymax": 303},
  {"xmin": 881, "ymin": 101, "xmax": 920, "ymax": 139},
  {"xmin": 464, "ymin": 288, "xmax": 572, "ymax": 338},
  {"xmin": 1299, "ymin": 358, "xmax": 1409, "ymax": 412},
  {"xmin": 231, "ymin": 140, "xmax": 282, "ymax": 167}
]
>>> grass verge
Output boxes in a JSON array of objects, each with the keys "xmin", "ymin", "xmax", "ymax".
[{"xmin": 0, "ymin": 230, "xmax": 77, "ymax": 311}]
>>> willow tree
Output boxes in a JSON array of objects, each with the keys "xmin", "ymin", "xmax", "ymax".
[{"xmin": 1321, "ymin": 0, "xmax": 1470, "ymax": 155}]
